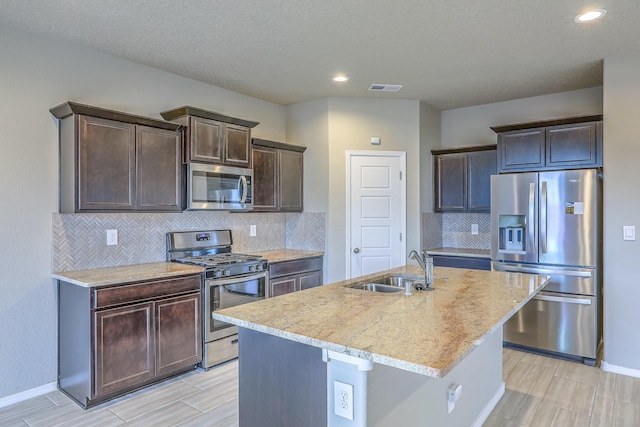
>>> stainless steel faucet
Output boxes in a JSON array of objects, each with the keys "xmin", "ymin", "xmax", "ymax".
[{"xmin": 408, "ymin": 250, "xmax": 434, "ymax": 290}]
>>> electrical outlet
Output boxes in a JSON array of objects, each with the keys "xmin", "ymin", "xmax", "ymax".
[
  {"xmin": 334, "ymin": 380, "xmax": 354, "ymax": 420},
  {"xmin": 106, "ymin": 229, "xmax": 118, "ymax": 246},
  {"xmin": 471, "ymin": 224, "xmax": 479, "ymax": 235},
  {"xmin": 250, "ymin": 225, "xmax": 257, "ymax": 237}
]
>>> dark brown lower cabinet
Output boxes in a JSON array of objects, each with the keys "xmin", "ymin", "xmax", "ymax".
[
  {"xmin": 268, "ymin": 256, "xmax": 323, "ymax": 298},
  {"xmin": 94, "ymin": 302, "xmax": 155, "ymax": 397},
  {"xmin": 58, "ymin": 274, "xmax": 202, "ymax": 408}
]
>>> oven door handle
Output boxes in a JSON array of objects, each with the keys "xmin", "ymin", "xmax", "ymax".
[
  {"xmin": 222, "ymin": 288, "xmax": 262, "ymax": 298},
  {"xmin": 208, "ymin": 272, "xmax": 267, "ymax": 286}
]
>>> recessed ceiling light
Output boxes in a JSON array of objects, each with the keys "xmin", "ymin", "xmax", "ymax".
[
  {"xmin": 574, "ymin": 9, "xmax": 607, "ymax": 23},
  {"xmin": 332, "ymin": 75, "xmax": 349, "ymax": 82}
]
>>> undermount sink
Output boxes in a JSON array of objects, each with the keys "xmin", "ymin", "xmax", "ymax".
[
  {"xmin": 350, "ymin": 283, "xmax": 404, "ymax": 293},
  {"xmin": 348, "ymin": 274, "xmax": 425, "ymax": 293}
]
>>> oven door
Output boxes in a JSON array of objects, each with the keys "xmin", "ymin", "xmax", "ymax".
[{"xmin": 205, "ymin": 272, "xmax": 266, "ymax": 341}]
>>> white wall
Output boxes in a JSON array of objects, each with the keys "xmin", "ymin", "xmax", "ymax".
[
  {"xmin": 419, "ymin": 101, "xmax": 442, "ymax": 213},
  {"xmin": 0, "ymin": 24, "xmax": 286, "ymax": 399},
  {"xmin": 441, "ymin": 87, "xmax": 603, "ymax": 148},
  {"xmin": 602, "ymin": 56, "xmax": 640, "ymax": 372},
  {"xmin": 326, "ymin": 98, "xmax": 421, "ymax": 283},
  {"xmin": 288, "ymin": 98, "xmax": 422, "ymax": 283},
  {"xmin": 286, "ymin": 98, "xmax": 330, "ymax": 213}
]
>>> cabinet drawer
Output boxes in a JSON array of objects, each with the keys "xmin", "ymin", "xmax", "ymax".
[
  {"xmin": 269, "ymin": 257, "xmax": 323, "ymax": 278},
  {"xmin": 94, "ymin": 275, "xmax": 201, "ymax": 308}
]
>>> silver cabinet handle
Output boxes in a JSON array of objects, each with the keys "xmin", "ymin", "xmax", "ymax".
[
  {"xmin": 534, "ymin": 295, "xmax": 592, "ymax": 305},
  {"xmin": 353, "ymin": 248, "xmax": 360, "ymax": 254}
]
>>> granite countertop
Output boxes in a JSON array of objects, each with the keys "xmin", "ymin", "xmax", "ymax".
[
  {"xmin": 52, "ymin": 262, "xmax": 205, "ymax": 288},
  {"xmin": 249, "ymin": 249, "xmax": 324, "ymax": 263},
  {"xmin": 426, "ymin": 247, "xmax": 491, "ymax": 258},
  {"xmin": 214, "ymin": 265, "xmax": 548, "ymax": 378}
]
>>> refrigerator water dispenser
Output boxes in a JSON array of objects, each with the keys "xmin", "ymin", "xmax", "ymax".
[{"xmin": 498, "ymin": 215, "xmax": 526, "ymax": 252}]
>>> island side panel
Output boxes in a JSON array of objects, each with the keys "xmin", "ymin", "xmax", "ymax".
[
  {"xmin": 238, "ymin": 328, "xmax": 327, "ymax": 427},
  {"xmin": 367, "ymin": 327, "xmax": 504, "ymax": 427}
]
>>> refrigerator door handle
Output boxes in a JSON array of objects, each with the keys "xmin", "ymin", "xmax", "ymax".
[
  {"xmin": 497, "ymin": 265, "xmax": 593, "ymax": 277},
  {"xmin": 528, "ymin": 182, "xmax": 536, "ymax": 254},
  {"xmin": 533, "ymin": 294, "xmax": 592, "ymax": 305},
  {"xmin": 541, "ymin": 181, "xmax": 548, "ymax": 254}
]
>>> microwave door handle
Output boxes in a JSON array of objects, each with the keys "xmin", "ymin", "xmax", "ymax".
[
  {"xmin": 239, "ymin": 175, "xmax": 247, "ymax": 204},
  {"xmin": 541, "ymin": 181, "xmax": 547, "ymax": 254}
]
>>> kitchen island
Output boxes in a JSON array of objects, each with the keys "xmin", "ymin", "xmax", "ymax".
[{"xmin": 214, "ymin": 265, "xmax": 549, "ymax": 426}]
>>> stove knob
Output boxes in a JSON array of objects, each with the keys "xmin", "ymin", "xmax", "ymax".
[
  {"xmin": 224, "ymin": 269, "xmax": 231, "ymax": 276},
  {"xmin": 257, "ymin": 264, "xmax": 263, "ymax": 271},
  {"xmin": 215, "ymin": 270, "xmax": 222, "ymax": 278},
  {"xmin": 249, "ymin": 265, "xmax": 255, "ymax": 272}
]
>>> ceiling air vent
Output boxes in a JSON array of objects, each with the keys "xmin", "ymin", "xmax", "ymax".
[{"xmin": 368, "ymin": 84, "xmax": 403, "ymax": 92}]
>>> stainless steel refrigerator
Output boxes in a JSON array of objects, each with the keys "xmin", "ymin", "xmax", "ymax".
[{"xmin": 490, "ymin": 169, "xmax": 602, "ymax": 365}]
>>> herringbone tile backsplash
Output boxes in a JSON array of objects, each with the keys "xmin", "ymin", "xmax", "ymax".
[
  {"xmin": 52, "ymin": 211, "xmax": 325, "ymax": 272},
  {"xmin": 441, "ymin": 213, "xmax": 491, "ymax": 249}
]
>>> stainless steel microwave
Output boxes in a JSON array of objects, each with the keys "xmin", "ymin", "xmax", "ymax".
[{"xmin": 187, "ymin": 163, "xmax": 253, "ymax": 210}]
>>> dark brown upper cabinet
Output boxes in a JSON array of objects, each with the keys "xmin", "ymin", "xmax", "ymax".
[
  {"xmin": 492, "ymin": 115, "xmax": 603, "ymax": 173},
  {"xmin": 50, "ymin": 102, "xmax": 183, "ymax": 213},
  {"xmin": 252, "ymin": 138, "xmax": 306, "ymax": 212},
  {"xmin": 432, "ymin": 145, "xmax": 497, "ymax": 213},
  {"xmin": 160, "ymin": 106, "xmax": 259, "ymax": 168}
]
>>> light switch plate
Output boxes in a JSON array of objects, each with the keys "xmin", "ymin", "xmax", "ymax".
[
  {"xmin": 623, "ymin": 226, "xmax": 635, "ymax": 241},
  {"xmin": 471, "ymin": 224, "xmax": 479, "ymax": 235}
]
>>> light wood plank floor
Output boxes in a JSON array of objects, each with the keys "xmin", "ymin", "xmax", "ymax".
[{"xmin": 2, "ymin": 348, "xmax": 639, "ymax": 426}]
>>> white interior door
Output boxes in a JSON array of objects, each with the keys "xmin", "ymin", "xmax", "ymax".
[{"xmin": 347, "ymin": 151, "xmax": 406, "ymax": 278}]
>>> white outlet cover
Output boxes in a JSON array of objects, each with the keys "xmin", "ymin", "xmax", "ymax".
[
  {"xmin": 334, "ymin": 380, "xmax": 354, "ymax": 420},
  {"xmin": 106, "ymin": 229, "xmax": 118, "ymax": 246},
  {"xmin": 471, "ymin": 224, "xmax": 479, "ymax": 235}
]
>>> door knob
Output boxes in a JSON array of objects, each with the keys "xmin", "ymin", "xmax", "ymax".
[{"xmin": 353, "ymin": 248, "xmax": 360, "ymax": 253}]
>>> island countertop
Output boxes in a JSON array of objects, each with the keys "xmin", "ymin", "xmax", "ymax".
[{"xmin": 214, "ymin": 265, "xmax": 549, "ymax": 378}]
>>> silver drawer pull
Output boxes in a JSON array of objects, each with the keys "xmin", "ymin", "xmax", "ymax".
[
  {"xmin": 533, "ymin": 295, "xmax": 592, "ymax": 305},
  {"xmin": 231, "ymin": 339, "xmax": 239, "ymax": 345}
]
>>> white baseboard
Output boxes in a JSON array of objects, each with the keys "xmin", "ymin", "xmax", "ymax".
[
  {"xmin": 601, "ymin": 361, "xmax": 640, "ymax": 378},
  {"xmin": 472, "ymin": 381, "xmax": 506, "ymax": 427},
  {"xmin": 0, "ymin": 382, "xmax": 57, "ymax": 409}
]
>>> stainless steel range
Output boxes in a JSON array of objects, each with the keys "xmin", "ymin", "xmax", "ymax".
[{"xmin": 166, "ymin": 229, "xmax": 268, "ymax": 369}]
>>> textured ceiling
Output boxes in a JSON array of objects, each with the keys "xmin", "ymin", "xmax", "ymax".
[{"xmin": 1, "ymin": 0, "xmax": 638, "ymax": 110}]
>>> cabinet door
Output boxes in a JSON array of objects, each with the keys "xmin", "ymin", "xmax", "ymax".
[
  {"xmin": 78, "ymin": 115, "xmax": 136, "ymax": 211},
  {"xmin": 434, "ymin": 154, "xmax": 466, "ymax": 211},
  {"xmin": 94, "ymin": 302, "xmax": 154, "ymax": 397},
  {"xmin": 270, "ymin": 276, "xmax": 297, "ymax": 297},
  {"xmin": 225, "ymin": 124, "xmax": 251, "ymax": 168},
  {"xmin": 252, "ymin": 146, "xmax": 278, "ymax": 211},
  {"xmin": 299, "ymin": 270, "xmax": 323, "ymax": 291},
  {"xmin": 155, "ymin": 293, "xmax": 202, "ymax": 376},
  {"xmin": 467, "ymin": 150, "xmax": 496, "ymax": 212},
  {"xmin": 498, "ymin": 128, "xmax": 545, "ymax": 172},
  {"xmin": 190, "ymin": 117, "xmax": 223, "ymax": 163},
  {"xmin": 546, "ymin": 122, "xmax": 601, "ymax": 169},
  {"xmin": 136, "ymin": 126, "xmax": 182, "ymax": 211},
  {"xmin": 279, "ymin": 149, "xmax": 304, "ymax": 212}
]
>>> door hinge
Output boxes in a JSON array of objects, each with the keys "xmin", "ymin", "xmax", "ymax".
[
  {"xmin": 400, "ymin": 233, "xmax": 403, "ymax": 241},
  {"xmin": 400, "ymin": 171, "xmax": 402, "ymax": 180}
]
